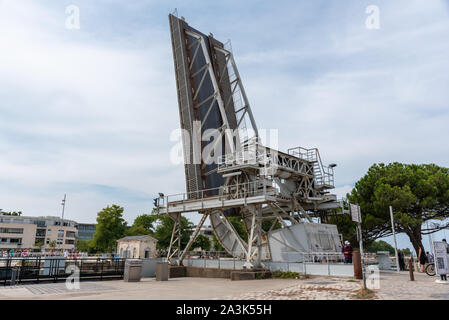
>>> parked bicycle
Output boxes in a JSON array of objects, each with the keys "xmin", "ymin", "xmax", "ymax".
[{"xmin": 425, "ymin": 263, "xmax": 436, "ymax": 276}]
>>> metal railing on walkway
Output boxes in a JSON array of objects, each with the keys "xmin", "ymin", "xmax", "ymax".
[{"xmin": 0, "ymin": 257, "xmax": 126, "ymax": 285}]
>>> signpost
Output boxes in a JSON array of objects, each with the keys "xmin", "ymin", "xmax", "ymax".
[
  {"xmin": 433, "ymin": 241, "xmax": 449, "ymax": 282},
  {"xmin": 350, "ymin": 204, "xmax": 366, "ymax": 289},
  {"xmin": 389, "ymin": 206, "xmax": 400, "ymax": 273}
]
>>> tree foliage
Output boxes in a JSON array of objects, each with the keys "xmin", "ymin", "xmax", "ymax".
[
  {"xmin": 154, "ymin": 214, "xmax": 193, "ymax": 250},
  {"xmin": 346, "ymin": 163, "xmax": 449, "ymax": 254},
  {"xmin": 48, "ymin": 240, "xmax": 57, "ymax": 249},
  {"xmin": 132, "ymin": 214, "xmax": 157, "ymax": 234},
  {"xmin": 126, "ymin": 225, "xmax": 151, "ymax": 236},
  {"xmin": 192, "ymin": 234, "xmax": 211, "ymax": 251},
  {"xmin": 365, "ymin": 240, "xmax": 395, "ymax": 254},
  {"xmin": 92, "ymin": 205, "xmax": 127, "ymax": 253}
]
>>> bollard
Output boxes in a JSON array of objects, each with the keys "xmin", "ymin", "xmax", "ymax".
[
  {"xmin": 408, "ymin": 259, "xmax": 414, "ymax": 281},
  {"xmin": 353, "ymin": 250, "xmax": 363, "ymax": 280}
]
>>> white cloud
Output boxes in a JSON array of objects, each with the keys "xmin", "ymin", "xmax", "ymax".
[{"xmin": 0, "ymin": 0, "xmax": 448, "ymax": 229}]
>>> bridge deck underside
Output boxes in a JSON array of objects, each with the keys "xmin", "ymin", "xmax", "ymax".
[{"xmin": 159, "ymin": 194, "xmax": 278, "ymax": 214}]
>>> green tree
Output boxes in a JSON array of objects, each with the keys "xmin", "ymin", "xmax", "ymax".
[
  {"xmin": 154, "ymin": 214, "xmax": 193, "ymax": 250},
  {"xmin": 131, "ymin": 214, "xmax": 157, "ymax": 234},
  {"xmin": 48, "ymin": 240, "xmax": 57, "ymax": 249},
  {"xmin": 347, "ymin": 163, "xmax": 449, "ymax": 254},
  {"xmin": 262, "ymin": 219, "xmax": 282, "ymax": 232},
  {"xmin": 365, "ymin": 240, "xmax": 395, "ymax": 254},
  {"xmin": 34, "ymin": 239, "xmax": 44, "ymax": 248},
  {"xmin": 76, "ymin": 239, "xmax": 92, "ymax": 252},
  {"xmin": 126, "ymin": 225, "xmax": 151, "ymax": 236},
  {"xmin": 213, "ymin": 234, "xmax": 224, "ymax": 251},
  {"xmin": 192, "ymin": 234, "xmax": 211, "ymax": 251},
  {"xmin": 228, "ymin": 216, "xmax": 248, "ymax": 241},
  {"xmin": 92, "ymin": 205, "xmax": 127, "ymax": 253},
  {"xmin": 401, "ymin": 248, "xmax": 411, "ymax": 255}
]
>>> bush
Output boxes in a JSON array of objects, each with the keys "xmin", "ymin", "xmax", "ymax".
[{"xmin": 271, "ymin": 270, "xmax": 301, "ymax": 279}]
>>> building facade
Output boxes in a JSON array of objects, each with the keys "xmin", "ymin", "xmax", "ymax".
[
  {"xmin": 76, "ymin": 223, "xmax": 96, "ymax": 241},
  {"xmin": 117, "ymin": 235, "xmax": 158, "ymax": 259},
  {"xmin": 0, "ymin": 213, "xmax": 82, "ymax": 251}
]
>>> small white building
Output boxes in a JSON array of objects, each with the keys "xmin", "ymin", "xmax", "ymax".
[{"xmin": 117, "ymin": 235, "xmax": 158, "ymax": 259}]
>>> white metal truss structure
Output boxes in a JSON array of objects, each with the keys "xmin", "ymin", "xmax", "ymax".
[{"xmin": 163, "ymin": 14, "xmax": 344, "ymax": 269}]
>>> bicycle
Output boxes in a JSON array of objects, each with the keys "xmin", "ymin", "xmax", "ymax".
[{"xmin": 425, "ymin": 263, "xmax": 436, "ymax": 276}]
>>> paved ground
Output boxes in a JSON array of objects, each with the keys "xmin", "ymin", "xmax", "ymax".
[
  {"xmin": 375, "ymin": 271, "xmax": 449, "ymax": 300},
  {"xmin": 0, "ymin": 271, "xmax": 447, "ymax": 300},
  {"xmin": 0, "ymin": 277, "xmax": 295, "ymax": 300}
]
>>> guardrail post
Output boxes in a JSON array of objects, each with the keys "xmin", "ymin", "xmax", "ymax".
[
  {"xmin": 408, "ymin": 258, "xmax": 414, "ymax": 281},
  {"xmin": 303, "ymin": 253, "xmax": 307, "ymax": 276},
  {"xmin": 101, "ymin": 259, "xmax": 104, "ymax": 281},
  {"xmin": 37, "ymin": 257, "xmax": 41, "ymax": 284}
]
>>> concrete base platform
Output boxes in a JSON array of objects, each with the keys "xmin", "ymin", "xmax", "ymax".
[
  {"xmin": 230, "ymin": 270, "xmax": 272, "ymax": 281},
  {"xmin": 168, "ymin": 266, "xmax": 186, "ymax": 278},
  {"xmin": 168, "ymin": 266, "xmax": 271, "ymax": 281}
]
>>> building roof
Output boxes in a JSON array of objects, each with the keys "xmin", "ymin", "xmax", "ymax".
[{"xmin": 117, "ymin": 235, "xmax": 157, "ymax": 242}]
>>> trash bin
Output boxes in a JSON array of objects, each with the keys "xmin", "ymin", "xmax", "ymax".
[
  {"xmin": 124, "ymin": 259, "xmax": 143, "ymax": 282},
  {"xmin": 156, "ymin": 262, "xmax": 169, "ymax": 281},
  {"xmin": 11, "ymin": 267, "xmax": 18, "ymax": 286}
]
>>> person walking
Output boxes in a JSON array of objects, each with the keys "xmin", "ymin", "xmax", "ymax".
[
  {"xmin": 426, "ymin": 251, "xmax": 434, "ymax": 264},
  {"xmin": 398, "ymin": 249, "xmax": 406, "ymax": 271},
  {"xmin": 418, "ymin": 246, "xmax": 428, "ymax": 272},
  {"xmin": 342, "ymin": 241, "xmax": 353, "ymax": 264}
]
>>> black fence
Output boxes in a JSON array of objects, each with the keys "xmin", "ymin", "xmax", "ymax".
[{"xmin": 0, "ymin": 257, "xmax": 126, "ymax": 285}]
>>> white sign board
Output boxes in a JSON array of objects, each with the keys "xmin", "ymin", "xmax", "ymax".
[
  {"xmin": 350, "ymin": 204, "xmax": 361, "ymax": 223},
  {"xmin": 433, "ymin": 241, "xmax": 449, "ymax": 275}
]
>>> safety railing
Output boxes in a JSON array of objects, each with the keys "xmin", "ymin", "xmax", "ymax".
[
  {"xmin": 159, "ymin": 179, "xmax": 278, "ymax": 208},
  {"xmin": 287, "ymin": 147, "xmax": 318, "ymax": 162},
  {"xmin": 0, "ymin": 257, "xmax": 126, "ymax": 286},
  {"xmin": 288, "ymin": 146, "xmax": 335, "ymax": 188},
  {"xmin": 217, "ymin": 148, "xmax": 259, "ymax": 170}
]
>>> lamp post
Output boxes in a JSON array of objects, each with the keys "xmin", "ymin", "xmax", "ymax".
[
  {"xmin": 389, "ymin": 206, "xmax": 400, "ymax": 273},
  {"xmin": 61, "ymin": 194, "xmax": 66, "ymax": 221}
]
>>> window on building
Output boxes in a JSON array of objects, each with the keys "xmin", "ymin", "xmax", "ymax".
[
  {"xmin": 145, "ymin": 248, "xmax": 150, "ymax": 259},
  {"xmin": 58, "ymin": 230, "xmax": 64, "ymax": 238},
  {"xmin": 36, "ymin": 220, "xmax": 46, "ymax": 227},
  {"xmin": 65, "ymin": 239, "xmax": 75, "ymax": 245},
  {"xmin": 10, "ymin": 238, "xmax": 22, "ymax": 244},
  {"xmin": 46, "ymin": 238, "xmax": 50, "ymax": 244},
  {"xmin": 0, "ymin": 228, "xmax": 23, "ymax": 234},
  {"xmin": 132, "ymin": 248, "xmax": 137, "ymax": 258},
  {"xmin": 47, "ymin": 229, "xmax": 52, "ymax": 235},
  {"xmin": 36, "ymin": 229, "xmax": 46, "ymax": 237},
  {"xmin": 57, "ymin": 239, "xmax": 63, "ymax": 245},
  {"xmin": 66, "ymin": 231, "xmax": 76, "ymax": 238}
]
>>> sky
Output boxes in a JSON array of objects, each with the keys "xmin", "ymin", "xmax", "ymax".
[{"xmin": 0, "ymin": 0, "xmax": 448, "ymax": 253}]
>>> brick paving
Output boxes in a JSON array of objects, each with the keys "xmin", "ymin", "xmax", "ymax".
[
  {"xmin": 0, "ymin": 271, "xmax": 447, "ymax": 299},
  {"xmin": 0, "ymin": 282, "xmax": 116, "ymax": 296}
]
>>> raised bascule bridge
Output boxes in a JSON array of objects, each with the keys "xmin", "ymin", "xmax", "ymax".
[{"xmin": 157, "ymin": 14, "xmax": 345, "ymax": 269}]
